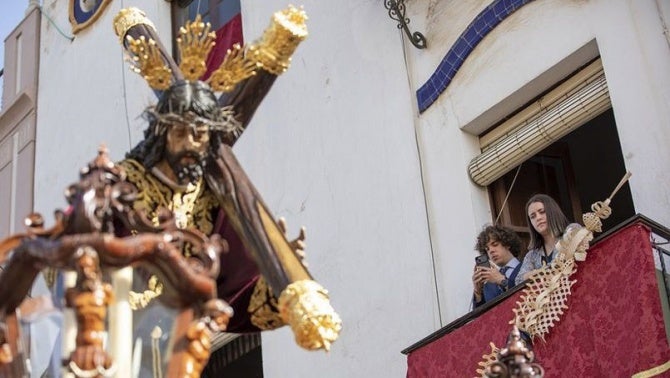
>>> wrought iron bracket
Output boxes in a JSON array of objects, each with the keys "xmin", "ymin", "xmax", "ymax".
[{"xmin": 384, "ymin": 0, "xmax": 427, "ymax": 49}]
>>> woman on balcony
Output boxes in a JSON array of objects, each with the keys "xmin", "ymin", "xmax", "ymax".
[{"xmin": 515, "ymin": 194, "xmax": 582, "ymax": 285}]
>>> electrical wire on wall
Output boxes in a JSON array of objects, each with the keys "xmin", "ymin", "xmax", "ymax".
[
  {"xmin": 400, "ymin": 29, "xmax": 444, "ymax": 327},
  {"xmin": 119, "ymin": 0, "xmax": 134, "ymax": 150},
  {"xmin": 37, "ymin": 5, "xmax": 75, "ymax": 42}
]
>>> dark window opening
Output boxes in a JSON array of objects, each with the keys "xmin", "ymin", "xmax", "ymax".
[{"xmin": 490, "ymin": 108, "xmax": 635, "ymax": 251}]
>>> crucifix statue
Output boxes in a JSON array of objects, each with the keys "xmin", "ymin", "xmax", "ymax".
[
  {"xmin": 112, "ymin": 5, "xmax": 341, "ymax": 346},
  {"xmin": 0, "ymin": 6, "xmax": 340, "ymax": 377}
]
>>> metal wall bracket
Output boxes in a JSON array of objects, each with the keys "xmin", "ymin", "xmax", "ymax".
[{"xmin": 384, "ymin": 0, "xmax": 427, "ymax": 49}]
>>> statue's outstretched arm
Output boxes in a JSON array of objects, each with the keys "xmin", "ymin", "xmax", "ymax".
[{"xmin": 205, "ymin": 144, "xmax": 341, "ymax": 351}]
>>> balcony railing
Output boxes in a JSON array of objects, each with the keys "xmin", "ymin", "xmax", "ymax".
[
  {"xmin": 403, "ymin": 213, "xmax": 670, "ymax": 378},
  {"xmin": 403, "ymin": 213, "xmax": 670, "ymax": 355}
]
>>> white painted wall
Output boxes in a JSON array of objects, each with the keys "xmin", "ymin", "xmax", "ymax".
[
  {"xmin": 240, "ymin": 1, "xmax": 437, "ymax": 376},
  {"xmin": 35, "ymin": 0, "xmax": 171, "ymax": 216},
  {"xmin": 595, "ymin": 0, "xmax": 670, "ymax": 225}
]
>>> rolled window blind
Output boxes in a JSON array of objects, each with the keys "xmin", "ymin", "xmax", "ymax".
[{"xmin": 468, "ymin": 59, "xmax": 610, "ymax": 187}]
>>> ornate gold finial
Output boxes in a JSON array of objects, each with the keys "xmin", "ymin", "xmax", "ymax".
[
  {"xmin": 113, "ymin": 7, "xmax": 156, "ymax": 43},
  {"xmin": 583, "ymin": 172, "xmax": 631, "ymax": 233},
  {"xmin": 249, "ymin": 5, "xmax": 309, "ymax": 75},
  {"xmin": 278, "ymin": 280, "xmax": 342, "ymax": 351},
  {"xmin": 116, "ymin": 6, "xmax": 308, "ymax": 92},
  {"xmin": 582, "ymin": 202, "xmax": 611, "ymax": 233},
  {"xmin": 178, "ymin": 15, "xmax": 217, "ymax": 81},
  {"xmin": 125, "ymin": 35, "xmax": 173, "ymax": 90},
  {"xmin": 208, "ymin": 44, "xmax": 260, "ymax": 92},
  {"xmin": 484, "ymin": 326, "xmax": 544, "ymax": 378}
]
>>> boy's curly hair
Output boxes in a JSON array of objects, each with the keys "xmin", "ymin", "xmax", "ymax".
[{"xmin": 475, "ymin": 225, "xmax": 523, "ymax": 257}]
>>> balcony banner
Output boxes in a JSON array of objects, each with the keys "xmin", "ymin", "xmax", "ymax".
[{"xmin": 406, "ymin": 223, "xmax": 670, "ymax": 377}]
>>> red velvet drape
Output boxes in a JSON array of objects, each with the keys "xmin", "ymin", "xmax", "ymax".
[
  {"xmin": 202, "ymin": 13, "xmax": 243, "ymax": 80},
  {"xmin": 407, "ymin": 224, "xmax": 670, "ymax": 377}
]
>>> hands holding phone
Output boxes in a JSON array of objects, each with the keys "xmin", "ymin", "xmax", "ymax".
[
  {"xmin": 473, "ymin": 266, "xmax": 505, "ymax": 286},
  {"xmin": 472, "ymin": 255, "xmax": 506, "ymax": 301}
]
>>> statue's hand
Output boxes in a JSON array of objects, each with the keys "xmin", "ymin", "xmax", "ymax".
[{"xmin": 278, "ymin": 218, "xmax": 307, "ymax": 267}]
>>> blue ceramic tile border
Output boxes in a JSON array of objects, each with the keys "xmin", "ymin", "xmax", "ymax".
[{"xmin": 416, "ymin": 0, "xmax": 535, "ymax": 113}]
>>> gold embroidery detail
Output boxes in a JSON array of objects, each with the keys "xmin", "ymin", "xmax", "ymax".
[
  {"xmin": 248, "ymin": 277, "xmax": 285, "ymax": 330},
  {"xmin": 120, "ymin": 159, "xmax": 218, "ymax": 309},
  {"xmin": 118, "ymin": 159, "xmax": 217, "ymax": 235}
]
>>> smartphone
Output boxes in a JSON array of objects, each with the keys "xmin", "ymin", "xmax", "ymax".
[{"xmin": 475, "ymin": 254, "xmax": 490, "ymax": 268}]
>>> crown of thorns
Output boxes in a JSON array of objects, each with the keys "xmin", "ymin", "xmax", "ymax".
[{"xmin": 144, "ymin": 106, "xmax": 243, "ymax": 137}]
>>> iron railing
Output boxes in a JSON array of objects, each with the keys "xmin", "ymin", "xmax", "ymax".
[{"xmin": 655, "ymin": 243, "xmax": 670, "ymax": 306}]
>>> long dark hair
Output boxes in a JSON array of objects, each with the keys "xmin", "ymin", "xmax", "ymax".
[
  {"xmin": 126, "ymin": 80, "xmax": 224, "ymax": 168},
  {"xmin": 525, "ymin": 194, "xmax": 569, "ymax": 250}
]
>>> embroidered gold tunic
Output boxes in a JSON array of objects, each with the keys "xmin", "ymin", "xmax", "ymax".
[
  {"xmin": 118, "ymin": 158, "xmax": 283, "ymax": 330},
  {"xmin": 119, "ymin": 159, "xmax": 218, "ymax": 234}
]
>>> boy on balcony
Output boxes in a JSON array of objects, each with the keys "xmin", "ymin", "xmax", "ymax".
[{"xmin": 472, "ymin": 225, "xmax": 523, "ymax": 308}]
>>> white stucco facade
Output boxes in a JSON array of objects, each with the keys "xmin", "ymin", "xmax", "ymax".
[
  {"xmin": 35, "ymin": 0, "xmax": 171, "ymax": 210},
  {"xmin": 403, "ymin": 0, "xmax": 670, "ymax": 342},
  {"xmin": 23, "ymin": 0, "xmax": 670, "ymax": 377}
]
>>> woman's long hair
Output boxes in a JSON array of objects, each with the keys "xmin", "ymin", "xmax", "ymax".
[{"xmin": 525, "ymin": 194, "xmax": 569, "ymax": 250}]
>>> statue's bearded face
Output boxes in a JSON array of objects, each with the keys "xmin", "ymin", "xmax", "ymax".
[{"xmin": 164, "ymin": 122, "xmax": 210, "ymax": 185}]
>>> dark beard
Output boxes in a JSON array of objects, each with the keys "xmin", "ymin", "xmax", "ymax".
[{"xmin": 165, "ymin": 151, "xmax": 206, "ymax": 185}]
